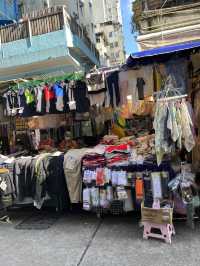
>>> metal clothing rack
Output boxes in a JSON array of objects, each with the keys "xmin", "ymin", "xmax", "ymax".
[
  {"xmin": 88, "ymin": 65, "xmax": 121, "ymax": 76},
  {"xmin": 157, "ymin": 94, "xmax": 188, "ymax": 102},
  {"xmin": 154, "ymin": 79, "xmax": 188, "ymax": 102}
]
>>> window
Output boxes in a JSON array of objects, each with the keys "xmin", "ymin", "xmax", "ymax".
[
  {"xmin": 96, "ymin": 37, "xmax": 101, "ymax": 43},
  {"xmin": 91, "ymin": 23, "xmax": 94, "ymax": 32},
  {"xmin": 79, "ymin": 0, "xmax": 84, "ymax": 16},
  {"xmin": 115, "ymin": 42, "xmax": 118, "ymax": 47},
  {"xmin": 115, "ymin": 52, "xmax": 120, "ymax": 58},
  {"xmin": 89, "ymin": 0, "xmax": 92, "ymax": 8},
  {"xmin": 109, "ymin": 32, "xmax": 113, "ymax": 38},
  {"xmin": 110, "ymin": 43, "xmax": 114, "ymax": 48},
  {"xmin": 111, "ymin": 52, "xmax": 115, "ymax": 58}
]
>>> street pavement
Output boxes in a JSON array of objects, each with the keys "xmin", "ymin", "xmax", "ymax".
[{"xmin": 0, "ymin": 209, "xmax": 200, "ymax": 266}]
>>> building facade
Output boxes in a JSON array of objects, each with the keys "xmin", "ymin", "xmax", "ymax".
[
  {"xmin": 0, "ymin": 5, "xmax": 99, "ymax": 81},
  {"xmin": 0, "ymin": 1, "xmax": 101, "ymax": 81},
  {"xmin": 93, "ymin": 0, "xmax": 125, "ymax": 66},
  {"xmin": 18, "ymin": 0, "xmax": 96, "ymax": 45},
  {"xmin": 132, "ymin": 0, "xmax": 200, "ymax": 50}
]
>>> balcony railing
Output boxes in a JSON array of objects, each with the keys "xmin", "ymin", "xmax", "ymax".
[
  {"xmin": 0, "ymin": 6, "xmax": 99, "ymax": 61},
  {"xmin": 0, "ymin": 6, "xmax": 64, "ymax": 43},
  {"xmin": 144, "ymin": 0, "xmax": 200, "ymax": 10}
]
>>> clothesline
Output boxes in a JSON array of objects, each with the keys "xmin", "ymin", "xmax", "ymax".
[
  {"xmin": 157, "ymin": 94, "xmax": 188, "ymax": 102},
  {"xmin": 10, "ymin": 72, "xmax": 85, "ymax": 90}
]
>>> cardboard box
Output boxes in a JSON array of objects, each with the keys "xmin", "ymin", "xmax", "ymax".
[{"xmin": 141, "ymin": 202, "xmax": 173, "ymax": 225}]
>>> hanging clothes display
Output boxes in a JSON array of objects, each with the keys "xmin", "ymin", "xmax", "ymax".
[
  {"xmin": 3, "ymin": 78, "xmax": 90, "ymax": 117},
  {"xmin": 118, "ymin": 66, "xmax": 154, "ymax": 107},
  {"xmin": 0, "ymin": 152, "xmax": 68, "ymax": 210},
  {"xmin": 105, "ymin": 71, "xmax": 120, "ymax": 108},
  {"xmin": 154, "ymin": 79, "xmax": 195, "ymax": 165}
]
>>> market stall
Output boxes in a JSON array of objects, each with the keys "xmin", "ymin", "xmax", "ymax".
[{"xmin": 0, "ymin": 41, "xmax": 200, "ymax": 243}]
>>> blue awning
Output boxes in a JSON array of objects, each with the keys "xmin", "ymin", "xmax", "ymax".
[
  {"xmin": 0, "ymin": 20, "xmax": 14, "ymax": 26},
  {"xmin": 130, "ymin": 41, "xmax": 200, "ymax": 59}
]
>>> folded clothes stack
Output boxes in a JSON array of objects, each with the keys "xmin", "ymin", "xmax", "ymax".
[
  {"xmin": 117, "ymin": 136, "xmax": 137, "ymax": 146},
  {"xmin": 136, "ymin": 134, "xmax": 155, "ymax": 157},
  {"xmin": 105, "ymin": 144, "xmax": 130, "ymax": 167},
  {"xmin": 82, "ymin": 153, "xmax": 106, "ymax": 167},
  {"xmin": 101, "ymin": 135, "xmax": 119, "ymax": 145},
  {"xmin": 129, "ymin": 134, "xmax": 155, "ymax": 164}
]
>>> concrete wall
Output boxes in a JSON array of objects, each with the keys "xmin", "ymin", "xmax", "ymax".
[
  {"xmin": 71, "ymin": 34, "xmax": 99, "ymax": 67},
  {"xmin": 140, "ymin": 6, "xmax": 200, "ymax": 34},
  {"xmin": 0, "ymin": 22, "xmax": 99, "ymax": 81},
  {"xmin": 103, "ymin": 23, "xmax": 125, "ymax": 65},
  {"xmin": 0, "ymin": 30, "xmax": 69, "ymax": 69},
  {"xmin": 93, "ymin": 0, "xmax": 121, "ymax": 24},
  {"xmin": 92, "ymin": 0, "xmax": 106, "ymax": 24},
  {"xmin": 136, "ymin": 3, "xmax": 200, "ymax": 50}
]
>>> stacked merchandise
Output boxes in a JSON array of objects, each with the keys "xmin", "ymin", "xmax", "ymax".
[
  {"xmin": 82, "ymin": 143, "xmax": 134, "ymax": 214},
  {"xmin": 102, "ymin": 134, "xmax": 156, "ymax": 165},
  {"xmin": 81, "ymin": 139, "xmax": 170, "ymax": 216},
  {"xmin": 101, "ymin": 135, "xmax": 119, "ymax": 145},
  {"xmin": 82, "ymin": 153, "xmax": 106, "ymax": 168},
  {"xmin": 82, "ymin": 165, "xmax": 134, "ymax": 214},
  {"xmin": 127, "ymin": 135, "xmax": 155, "ymax": 164},
  {"xmin": 105, "ymin": 144, "xmax": 130, "ymax": 167}
]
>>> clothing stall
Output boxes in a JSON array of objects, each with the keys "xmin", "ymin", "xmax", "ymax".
[{"xmin": 0, "ymin": 41, "xmax": 200, "ymax": 243}]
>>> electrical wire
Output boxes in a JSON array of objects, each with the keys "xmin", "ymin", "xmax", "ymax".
[{"xmin": 161, "ymin": 0, "xmax": 169, "ymax": 9}]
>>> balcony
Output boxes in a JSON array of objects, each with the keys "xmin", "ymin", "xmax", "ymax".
[
  {"xmin": 139, "ymin": 0, "xmax": 200, "ymax": 11},
  {"xmin": 0, "ymin": 6, "xmax": 100, "ymax": 81}
]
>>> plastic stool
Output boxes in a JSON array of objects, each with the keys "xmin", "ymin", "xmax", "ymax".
[{"xmin": 143, "ymin": 222, "xmax": 175, "ymax": 244}]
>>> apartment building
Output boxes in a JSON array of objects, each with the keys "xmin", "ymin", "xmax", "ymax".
[
  {"xmin": 18, "ymin": 0, "xmax": 96, "ymax": 44},
  {"xmin": 93, "ymin": 0, "xmax": 125, "ymax": 66},
  {"xmin": 95, "ymin": 24, "xmax": 110, "ymax": 67},
  {"xmin": 132, "ymin": 0, "xmax": 200, "ymax": 50},
  {"xmin": 0, "ymin": 1, "xmax": 100, "ymax": 81}
]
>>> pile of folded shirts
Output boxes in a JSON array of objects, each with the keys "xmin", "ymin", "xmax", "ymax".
[
  {"xmin": 82, "ymin": 153, "xmax": 106, "ymax": 167},
  {"xmin": 105, "ymin": 144, "xmax": 130, "ymax": 167},
  {"xmin": 135, "ymin": 134, "xmax": 155, "ymax": 159},
  {"xmin": 101, "ymin": 135, "xmax": 119, "ymax": 145}
]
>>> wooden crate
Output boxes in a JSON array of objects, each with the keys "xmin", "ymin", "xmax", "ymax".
[{"xmin": 141, "ymin": 202, "xmax": 173, "ymax": 225}]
